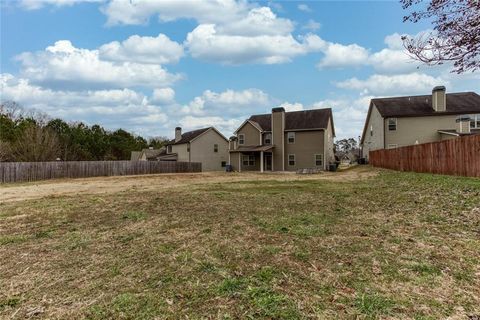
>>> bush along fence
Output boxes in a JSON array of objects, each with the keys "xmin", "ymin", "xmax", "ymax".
[
  {"xmin": 369, "ymin": 135, "xmax": 480, "ymax": 178},
  {"xmin": 0, "ymin": 161, "xmax": 202, "ymax": 183}
]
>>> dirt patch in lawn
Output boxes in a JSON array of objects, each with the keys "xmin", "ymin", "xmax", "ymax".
[{"xmin": 0, "ymin": 165, "xmax": 376, "ymax": 203}]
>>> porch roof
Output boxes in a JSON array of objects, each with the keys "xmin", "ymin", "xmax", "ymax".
[{"xmin": 230, "ymin": 145, "xmax": 274, "ymax": 153}]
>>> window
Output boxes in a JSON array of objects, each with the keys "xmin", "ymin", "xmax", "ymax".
[
  {"xmin": 287, "ymin": 132, "xmax": 295, "ymax": 144},
  {"xmin": 470, "ymin": 114, "xmax": 480, "ymax": 129},
  {"xmin": 387, "ymin": 144, "xmax": 398, "ymax": 149},
  {"xmin": 238, "ymin": 134, "xmax": 245, "ymax": 145},
  {"xmin": 214, "ymin": 144, "xmax": 218, "ymax": 152},
  {"xmin": 167, "ymin": 145, "xmax": 172, "ymax": 153},
  {"xmin": 187, "ymin": 145, "xmax": 190, "ymax": 152},
  {"xmin": 388, "ymin": 118, "xmax": 397, "ymax": 131},
  {"xmin": 288, "ymin": 154, "xmax": 295, "ymax": 166},
  {"xmin": 264, "ymin": 133, "xmax": 272, "ymax": 144},
  {"xmin": 370, "ymin": 125, "xmax": 373, "ymax": 136},
  {"xmin": 221, "ymin": 161, "xmax": 227, "ymax": 167},
  {"xmin": 242, "ymin": 155, "xmax": 255, "ymax": 166},
  {"xmin": 314, "ymin": 154, "xmax": 323, "ymax": 166}
]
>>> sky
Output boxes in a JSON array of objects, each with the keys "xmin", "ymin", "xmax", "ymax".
[{"xmin": 1, "ymin": 0, "xmax": 479, "ymax": 140}]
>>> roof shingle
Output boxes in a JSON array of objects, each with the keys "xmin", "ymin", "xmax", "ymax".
[
  {"xmin": 372, "ymin": 92, "xmax": 480, "ymax": 117},
  {"xmin": 248, "ymin": 108, "xmax": 333, "ymax": 133},
  {"xmin": 167, "ymin": 127, "xmax": 211, "ymax": 145}
]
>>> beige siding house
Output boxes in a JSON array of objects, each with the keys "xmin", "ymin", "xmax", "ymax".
[
  {"xmin": 163, "ymin": 127, "xmax": 229, "ymax": 171},
  {"xmin": 229, "ymin": 107, "xmax": 335, "ymax": 172},
  {"xmin": 361, "ymin": 87, "xmax": 480, "ymax": 160}
]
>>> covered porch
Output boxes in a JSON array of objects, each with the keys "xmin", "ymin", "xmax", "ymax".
[{"xmin": 229, "ymin": 145, "xmax": 274, "ymax": 172}]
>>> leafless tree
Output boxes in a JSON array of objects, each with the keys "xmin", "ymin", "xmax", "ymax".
[
  {"xmin": 10, "ymin": 126, "xmax": 60, "ymax": 162},
  {"xmin": 401, "ymin": 0, "xmax": 480, "ymax": 73}
]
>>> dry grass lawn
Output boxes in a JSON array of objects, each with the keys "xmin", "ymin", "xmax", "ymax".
[{"xmin": 0, "ymin": 166, "xmax": 479, "ymax": 319}]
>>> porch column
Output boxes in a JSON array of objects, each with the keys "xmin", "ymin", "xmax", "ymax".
[{"xmin": 260, "ymin": 151, "xmax": 264, "ymax": 173}]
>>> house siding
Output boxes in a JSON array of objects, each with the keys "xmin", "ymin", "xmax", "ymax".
[
  {"xmin": 362, "ymin": 104, "xmax": 385, "ymax": 159},
  {"xmin": 190, "ymin": 129, "xmax": 228, "ymax": 171},
  {"xmin": 284, "ymin": 131, "xmax": 325, "ymax": 171},
  {"xmin": 172, "ymin": 144, "xmax": 189, "ymax": 162},
  {"xmin": 237, "ymin": 122, "xmax": 261, "ymax": 146},
  {"xmin": 384, "ymin": 114, "xmax": 459, "ymax": 147}
]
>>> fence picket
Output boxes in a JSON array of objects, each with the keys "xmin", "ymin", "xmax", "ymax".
[
  {"xmin": 369, "ymin": 135, "xmax": 480, "ymax": 177},
  {"xmin": 0, "ymin": 161, "xmax": 202, "ymax": 183}
]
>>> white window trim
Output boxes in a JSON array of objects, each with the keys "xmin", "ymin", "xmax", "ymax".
[
  {"xmin": 470, "ymin": 114, "xmax": 480, "ymax": 129},
  {"xmin": 387, "ymin": 144, "xmax": 398, "ymax": 149},
  {"xmin": 238, "ymin": 134, "xmax": 245, "ymax": 145},
  {"xmin": 288, "ymin": 154, "xmax": 295, "ymax": 166},
  {"xmin": 287, "ymin": 132, "xmax": 295, "ymax": 144},
  {"xmin": 314, "ymin": 154, "xmax": 323, "ymax": 166},
  {"xmin": 388, "ymin": 118, "xmax": 397, "ymax": 131}
]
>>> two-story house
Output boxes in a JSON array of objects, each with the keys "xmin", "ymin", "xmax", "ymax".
[
  {"xmin": 228, "ymin": 107, "xmax": 335, "ymax": 172},
  {"xmin": 162, "ymin": 127, "xmax": 229, "ymax": 171},
  {"xmin": 361, "ymin": 86, "xmax": 480, "ymax": 160}
]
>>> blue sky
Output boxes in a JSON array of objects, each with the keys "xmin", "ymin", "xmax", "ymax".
[{"xmin": 1, "ymin": 0, "xmax": 479, "ymax": 140}]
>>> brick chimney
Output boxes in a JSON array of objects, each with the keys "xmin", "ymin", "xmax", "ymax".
[
  {"xmin": 432, "ymin": 86, "xmax": 446, "ymax": 112},
  {"xmin": 456, "ymin": 116, "xmax": 471, "ymax": 134},
  {"xmin": 271, "ymin": 107, "xmax": 285, "ymax": 171},
  {"xmin": 175, "ymin": 127, "xmax": 182, "ymax": 142}
]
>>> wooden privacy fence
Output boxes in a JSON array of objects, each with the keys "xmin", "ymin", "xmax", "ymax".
[
  {"xmin": 369, "ymin": 135, "xmax": 480, "ymax": 177},
  {"xmin": 0, "ymin": 161, "xmax": 202, "ymax": 183}
]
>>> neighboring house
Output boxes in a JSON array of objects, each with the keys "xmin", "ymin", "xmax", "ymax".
[
  {"xmin": 164, "ymin": 127, "xmax": 229, "ymax": 171},
  {"xmin": 361, "ymin": 86, "xmax": 480, "ymax": 160},
  {"xmin": 228, "ymin": 107, "xmax": 335, "ymax": 172},
  {"xmin": 130, "ymin": 148, "xmax": 168, "ymax": 161}
]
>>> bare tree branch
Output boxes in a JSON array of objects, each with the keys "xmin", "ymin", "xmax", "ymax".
[{"xmin": 401, "ymin": 0, "xmax": 480, "ymax": 73}]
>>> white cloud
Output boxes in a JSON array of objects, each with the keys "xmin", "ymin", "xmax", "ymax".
[
  {"xmin": 99, "ymin": 34, "xmax": 184, "ymax": 64},
  {"xmin": 0, "ymin": 73, "xmax": 170, "ymax": 136},
  {"xmin": 297, "ymin": 4, "xmax": 312, "ymax": 12},
  {"xmin": 151, "ymin": 88, "xmax": 175, "ymax": 104},
  {"xmin": 179, "ymin": 115, "xmax": 242, "ymax": 136},
  {"xmin": 102, "ymin": 0, "xmax": 251, "ymax": 26},
  {"xmin": 180, "ymin": 88, "xmax": 272, "ymax": 116},
  {"xmin": 18, "ymin": 0, "xmax": 103, "ymax": 10},
  {"xmin": 336, "ymin": 73, "xmax": 447, "ymax": 96},
  {"xmin": 216, "ymin": 7, "xmax": 293, "ymax": 36},
  {"xmin": 15, "ymin": 40, "xmax": 182, "ymax": 90},
  {"xmin": 185, "ymin": 24, "xmax": 308, "ymax": 65},
  {"xmin": 317, "ymin": 42, "xmax": 370, "ymax": 69},
  {"xmin": 276, "ymin": 102, "xmax": 304, "ymax": 112},
  {"xmin": 302, "ymin": 19, "xmax": 321, "ymax": 31}
]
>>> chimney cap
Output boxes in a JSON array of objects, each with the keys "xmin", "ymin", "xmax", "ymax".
[
  {"xmin": 432, "ymin": 86, "xmax": 446, "ymax": 92},
  {"xmin": 456, "ymin": 116, "xmax": 471, "ymax": 122},
  {"xmin": 272, "ymin": 107, "xmax": 285, "ymax": 113},
  {"xmin": 175, "ymin": 126, "xmax": 181, "ymax": 130}
]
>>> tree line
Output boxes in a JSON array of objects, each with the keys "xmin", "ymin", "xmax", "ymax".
[{"xmin": 0, "ymin": 102, "xmax": 168, "ymax": 162}]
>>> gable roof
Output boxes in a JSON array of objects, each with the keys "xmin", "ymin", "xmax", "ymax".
[
  {"xmin": 166, "ymin": 127, "xmax": 228, "ymax": 145},
  {"xmin": 372, "ymin": 92, "xmax": 480, "ymax": 118},
  {"xmin": 248, "ymin": 108, "xmax": 334, "ymax": 135},
  {"xmin": 234, "ymin": 119, "xmax": 263, "ymax": 134},
  {"xmin": 361, "ymin": 91, "xmax": 480, "ymax": 144}
]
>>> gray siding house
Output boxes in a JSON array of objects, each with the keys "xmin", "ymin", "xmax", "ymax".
[
  {"xmin": 163, "ymin": 127, "xmax": 229, "ymax": 171},
  {"xmin": 361, "ymin": 87, "xmax": 480, "ymax": 160},
  {"xmin": 229, "ymin": 107, "xmax": 335, "ymax": 172}
]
